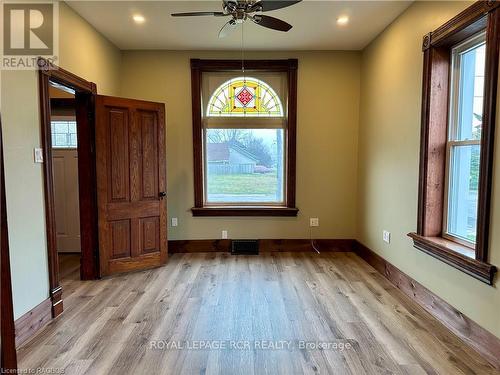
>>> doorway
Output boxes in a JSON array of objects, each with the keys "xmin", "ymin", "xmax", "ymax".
[
  {"xmin": 39, "ymin": 59, "xmax": 168, "ymax": 320},
  {"xmin": 39, "ymin": 60, "xmax": 100, "ymax": 318},
  {"xmin": 49, "ymin": 83, "xmax": 82, "ymax": 288}
]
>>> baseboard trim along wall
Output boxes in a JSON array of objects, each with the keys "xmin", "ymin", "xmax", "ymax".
[
  {"xmin": 14, "ymin": 298, "xmax": 52, "ymax": 348},
  {"xmin": 353, "ymin": 241, "xmax": 500, "ymax": 370},
  {"xmin": 168, "ymin": 239, "xmax": 355, "ymax": 253}
]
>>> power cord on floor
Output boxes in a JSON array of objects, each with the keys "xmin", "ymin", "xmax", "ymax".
[{"xmin": 309, "ymin": 226, "xmax": 321, "ymax": 254}]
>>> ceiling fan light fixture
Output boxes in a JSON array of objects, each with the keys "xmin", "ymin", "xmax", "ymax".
[
  {"xmin": 132, "ymin": 14, "xmax": 146, "ymax": 24},
  {"xmin": 171, "ymin": 0, "xmax": 300, "ymax": 34},
  {"xmin": 336, "ymin": 15, "xmax": 349, "ymax": 26}
]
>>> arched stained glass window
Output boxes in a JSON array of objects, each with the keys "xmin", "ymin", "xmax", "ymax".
[{"xmin": 206, "ymin": 77, "xmax": 284, "ymax": 117}]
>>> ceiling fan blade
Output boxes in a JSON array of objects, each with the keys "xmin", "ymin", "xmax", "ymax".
[
  {"xmin": 251, "ymin": 15, "xmax": 292, "ymax": 32},
  {"xmin": 223, "ymin": 0, "xmax": 238, "ymax": 12},
  {"xmin": 257, "ymin": 0, "xmax": 302, "ymax": 12},
  {"xmin": 219, "ymin": 19, "xmax": 238, "ymax": 38},
  {"xmin": 171, "ymin": 11, "xmax": 227, "ymax": 17}
]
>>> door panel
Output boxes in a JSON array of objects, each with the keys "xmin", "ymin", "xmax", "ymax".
[
  {"xmin": 109, "ymin": 109, "xmax": 129, "ymax": 202},
  {"xmin": 52, "ymin": 149, "xmax": 81, "ymax": 252},
  {"xmin": 96, "ymin": 96, "xmax": 167, "ymax": 276},
  {"xmin": 110, "ymin": 220, "xmax": 131, "ymax": 259},
  {"xmin": 140, "ymin": 217, "xmax": 160, "ymax": 254}
]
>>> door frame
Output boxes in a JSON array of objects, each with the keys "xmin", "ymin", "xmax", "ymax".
[
  {"xmin": 1, "ymin": 115, "xmax": 18, "ymax": 371},
  {"xmin": 38, "ymin": 58, "xmax": 99, "ymax": 318}
]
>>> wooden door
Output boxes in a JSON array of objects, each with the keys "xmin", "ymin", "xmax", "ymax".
[
  {"xmin": 95, "ymin": 96, "xmax": 167, "ymax": 277},
  {"xmin": 53, "ymin": 149, "xmax": 81, "ymax": 252}
]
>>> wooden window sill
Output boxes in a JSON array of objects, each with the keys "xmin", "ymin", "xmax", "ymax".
[
  {"xmin": 408, "ymin": 233, "xmax": 496, "ymax": 285},
  {"xmin": 191, "ymin": 207, "xmax": 299, "ymax": 217}
]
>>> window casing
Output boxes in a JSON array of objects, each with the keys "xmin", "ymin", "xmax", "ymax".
[
  {"xmin": 409, "ymin": 1, "xmax": 499, "ymax": 285},
  {"xmin": 190, "ymin": 59, "xmax": 298, "ymax": 217}
]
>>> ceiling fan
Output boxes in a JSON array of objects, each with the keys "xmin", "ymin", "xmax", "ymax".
[{"xmin": 171, "ymin": 0, "xmax": 302, "ymax": 38}]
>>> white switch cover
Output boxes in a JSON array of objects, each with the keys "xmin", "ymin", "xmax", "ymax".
[
  {"xmin": 222, "ymin": 230, "xmax": 228, "ymax": 239},
  {"xmin": 383, "ymin": 230, "xmax": 391, "ymax": 244},
  {"xmin": 310, "ymin": 218, "xmax": 319, "ymax": 227},
  {"xmin": 34, "ymin": 148, "xmax": 44, "ymax": 163},
  {"xmin": 171, "ymin": 217, "xmax": 178, "ymax": 227}
]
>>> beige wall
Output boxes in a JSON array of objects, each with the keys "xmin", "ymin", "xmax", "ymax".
[
  {"xmin": 0, "ymin": 2, "xmax": 122, "ymax": 319},
  {"xmin": 120, "ymin": 51, "xmax": 361, "ymax": 240},
  {"xmin": 358, "ymin": 1, "xmax": 500, "ymax": 338},
  {"xmin": 58, "ymin": 2, "xmax": 122, "ymax": 96},
  {"xmin": 1, "ymin": 70, "xmax": 50, "ymax": 320}
]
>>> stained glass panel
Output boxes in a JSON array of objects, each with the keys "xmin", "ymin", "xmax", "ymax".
[{"xmin": 207, "ymin": 77, "xmax": 284, "ymax": 117}]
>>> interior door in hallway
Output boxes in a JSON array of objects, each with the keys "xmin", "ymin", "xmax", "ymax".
[
  {"xmin": 53, "ymin": 149, "xmax": 81, "ymax": 252},
  {"xmin": 95, "ymin": 96, "xmax": 167, "ymax": 276}
]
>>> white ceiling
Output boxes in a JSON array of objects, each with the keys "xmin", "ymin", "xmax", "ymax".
[{"xmin": 67, "ymin": 1, "xmax": 412, "ymax": 51}]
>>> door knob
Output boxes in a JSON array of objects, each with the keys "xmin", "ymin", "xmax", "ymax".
[{"xmin": 159, "ymin": 191, "xmax": 167, "ymax": 199}]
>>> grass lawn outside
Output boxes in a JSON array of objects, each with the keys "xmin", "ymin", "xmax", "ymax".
[{"xmin": 207, "ymin": 173, "xmax": 278, "ymax": 195}]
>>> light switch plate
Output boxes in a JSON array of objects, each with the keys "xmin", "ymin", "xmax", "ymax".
[
  {"xmin": 34, "ymin": 148, "xmax": 44, "ymax": 163},
  {"xmin": 383, "ymin": 230, "xmax": 391, "ymax": 244},
  {"xmin": 171, "ymin": 217, "xmax": 178, "ymax": 227},
  {"xmin": 222, "ymin": 230, "xmax": 228, "ymax": 239}
]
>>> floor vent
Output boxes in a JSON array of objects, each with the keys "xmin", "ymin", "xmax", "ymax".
[{"xmin": 231, "ymin": 240, "xmax": 259, "ymax": 255}]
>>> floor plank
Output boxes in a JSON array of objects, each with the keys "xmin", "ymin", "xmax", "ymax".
[{"xmin": 18, "ymin": 252, "xmax": 498, "ymax": 375}]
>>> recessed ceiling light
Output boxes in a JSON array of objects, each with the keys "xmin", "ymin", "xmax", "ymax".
[
  {"xmin": 133, "ymin": 14, "xmax": 145, "ymax": 24},
  {"xmin": 337, "ymin": 15, "xmax": 349, "ymax": 26}
]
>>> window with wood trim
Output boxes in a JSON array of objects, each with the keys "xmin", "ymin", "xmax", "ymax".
[
  {"xmin": 444, "ymin": 32, "xmax": 485, "ymax": 248},
  {"xmin": 190, "ymin": 59, "xmax": 298, "ymax": 217},
  {"xmin": 409, "ymin": 1, "xmax": 499, "ymax": 285}
]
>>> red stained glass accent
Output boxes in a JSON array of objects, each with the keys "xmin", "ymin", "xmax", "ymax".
[{"xmin": 236, "ymin": 87, "xmax": 254, "ymax": 106}]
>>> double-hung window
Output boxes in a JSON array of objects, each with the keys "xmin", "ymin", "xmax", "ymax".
[
  {"xmin": 190, "ymin": 59, "xmax": 298, "ymax": 216},
  {"xmin": 444, "ymin": 32, "xmax": 486, "ymax": 248},
  {"xmin": 410, "ymin": 2, "xmax": 499, "ymax": 285}
]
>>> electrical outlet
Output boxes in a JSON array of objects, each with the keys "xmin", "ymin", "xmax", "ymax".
[
  {"xmin": 310, "ymin": 218, "xmax": 319, "ymax": 227},
  {"xmin": 222, "ymin": 230, "xmax": 228, "ymax": 239},
  {"xmin": 171, "ymin": 217, "xmax": 178, "ymax": 227},
  {"xmin": 383, "ymin": 230, "xmax": 391, "ymax": 244},
  {"xmin": 34, "ymin": 148, "xmax": 44, "ymax": 163}
]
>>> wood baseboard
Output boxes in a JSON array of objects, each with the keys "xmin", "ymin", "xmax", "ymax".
[
  {"xmin": 14, "ymin": 298, "xmax": 52, "ymax": 348},
  {"xmin": 168, "ymin": 239, "xmax": 355, "ymax": 254},
  {"xmin": 51, "ymin": 285, "xmax": 63, "ymax": 318},
  {"xmin": 353, "ymin": 240, "xmax": 500, "ymax": 370}
]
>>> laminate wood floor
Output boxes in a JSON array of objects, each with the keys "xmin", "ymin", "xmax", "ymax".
[{"xmin": 18, "ymin": 252, "xmax": 498, "ymax": 375}]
